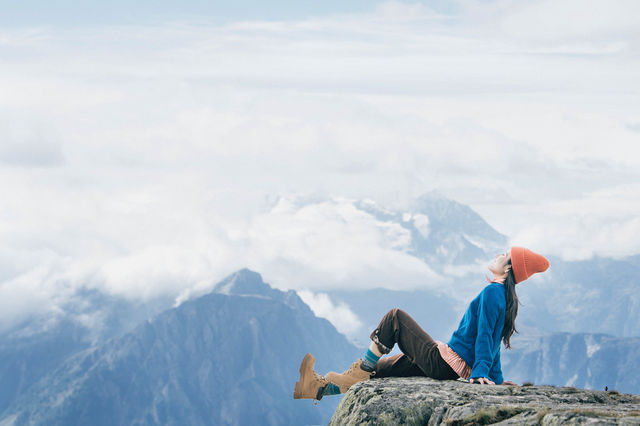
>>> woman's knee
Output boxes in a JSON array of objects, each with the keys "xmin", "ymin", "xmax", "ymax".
[
  {"xmin": 388, "ymin": 308, "xmax": 408, "ymax": 320},
  {"xmin": 387, "ymin": 307, "xmax": 401, "ymax": 316}
]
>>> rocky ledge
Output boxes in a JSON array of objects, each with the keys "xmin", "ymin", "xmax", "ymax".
[{"xmin": 329, "ymin": 377, "xmax": 640, "ymax": 425}]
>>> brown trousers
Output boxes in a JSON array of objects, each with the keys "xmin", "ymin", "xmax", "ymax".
[{"xmin": 371, "ymin": 308, "xmax": 459, "ymax": 380}]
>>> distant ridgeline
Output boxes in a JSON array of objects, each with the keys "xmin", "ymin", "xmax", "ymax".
[
  {"xmin": 502, "ymin": 332, "xmax": 640, "ymax": 394},
  {"xmin": 1, "ymin": 195, "xmax": 639, "ymax": 425},
  {"xmin": 0, "ymin": 270, "xmax": 358, "ymax": 426},
  {"xmin": 1, "ymin": 268, "xmax": 637, "ymax": 426}
]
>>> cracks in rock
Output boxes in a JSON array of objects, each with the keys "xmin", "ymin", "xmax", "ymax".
[
  {"xmin": 330, "ymin": 378, "xmax": 640, "ymax": 426},
  {"xmin": 445, "ymin": 406, "xmax": 529, "ymax": 425}
]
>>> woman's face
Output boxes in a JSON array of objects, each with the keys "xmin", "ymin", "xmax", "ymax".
[{"xmin": 488, "ymin": 251, "xmax": 511, "ymax": 276}]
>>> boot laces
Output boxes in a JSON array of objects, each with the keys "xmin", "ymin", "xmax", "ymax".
[{"xmin": 347, "ymin": 360, "xmax": 375, "ymax": 377}]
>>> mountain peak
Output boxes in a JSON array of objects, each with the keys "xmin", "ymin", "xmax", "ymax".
[
  {"xmin": 411, "ymin": 191, "xmax": 506, "ymax": 244},
  {"xmin": 213, "ymin": 268, "xmax": 271, "ymax": 296},
  {"xmin": 412, "ymin": 191, "xmax": 470, "ymax": 214},
  {"xmin": 210, "ymin": 268, "xmax": 312, "ymax": 314}
]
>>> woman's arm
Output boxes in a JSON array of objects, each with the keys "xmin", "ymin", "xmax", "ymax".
[
  {"xmin": 470, "ymin": 287, "xmax": 502, "ymax": 381},
  {"xmin": 488, "ymin": 348, "xmax": 504, "ymax": 384}
]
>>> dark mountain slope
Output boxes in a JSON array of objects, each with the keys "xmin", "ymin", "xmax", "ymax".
[
  {"xmin": 0, "ymin": 289, "xmax": 170, "ymax": 417},
  {"xmin": 1, "ymin": 270, "xmax": 358, "ymax": 425}
]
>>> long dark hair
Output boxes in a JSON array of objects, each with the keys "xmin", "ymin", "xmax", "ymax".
[{"xmin": 501, "ymin": 259, "xmax": 519, "ymax": 349}]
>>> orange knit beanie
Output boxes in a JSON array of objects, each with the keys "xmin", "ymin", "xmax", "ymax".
[{"xmin": 510, "ymin": 247, "xmax": 550, "ymax": 284}]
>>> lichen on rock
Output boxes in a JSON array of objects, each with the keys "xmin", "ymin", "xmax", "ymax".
[{"xmin": 329, "ymin": 377, "xmax": 640, "ymax": 425}]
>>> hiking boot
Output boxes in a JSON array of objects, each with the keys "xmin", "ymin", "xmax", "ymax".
[
  {"xmin": 325, "ymin": 359, "xmax": 374, "ymax": 393},
  {"xmin": 293, "ymin": 353, "xmax": 329, "ymax": 400}
]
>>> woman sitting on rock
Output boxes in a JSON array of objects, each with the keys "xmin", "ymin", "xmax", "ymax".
[{"xmin": 294, "ymin": 246, "xmax": 550, "ymax": 400}]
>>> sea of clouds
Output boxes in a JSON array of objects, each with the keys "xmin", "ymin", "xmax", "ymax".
[{"xmin": 1, "ymin": 0, "xmax": 639, "ymax": 330}]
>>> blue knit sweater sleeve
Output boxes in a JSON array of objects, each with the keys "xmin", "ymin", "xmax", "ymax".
[
  {"xmin": 471, "ymin": 286, "xmax": 502, "ymax": 379},
  {"xmin": 489, "ymin": 347, "xmax": 504, "ymax": 384}
]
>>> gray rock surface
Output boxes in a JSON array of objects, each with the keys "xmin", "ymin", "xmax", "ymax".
[{"xmin": 329, "ymin": 377, "xmax": 640, "ymax": 425}]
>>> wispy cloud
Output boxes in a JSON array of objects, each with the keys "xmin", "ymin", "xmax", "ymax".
[
  {"xmin": 297, "ymin": 290, "xmax": 364, "ymax": 339},
  {"xmin": 496, "ymin": 0, "xmax": 640, "ymax": 44},
  {"xmin": 0, "ymin": 116, "xmax": 65, "ymax": 167}
]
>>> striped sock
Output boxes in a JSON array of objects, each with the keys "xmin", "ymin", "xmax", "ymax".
[
  {"xmin": 361, "ymin": 349, "xmax": 380, "ymax": 372},
  {"xmin": 320, "ymin": 383, "xmax": 342, "ymax": 397}
]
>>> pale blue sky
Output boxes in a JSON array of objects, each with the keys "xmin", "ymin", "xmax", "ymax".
[{"xmin": 0, "ymin": 0, "xmax": 456, "ymax": 27}]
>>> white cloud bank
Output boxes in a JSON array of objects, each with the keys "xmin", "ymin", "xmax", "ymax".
[
  {"xmin": 245, "ymin": 197, "xmax": 442, "ymax": 292},
  {"xmin": 0, "ymin": 0, "xmax": 639, "ymax": 327}
]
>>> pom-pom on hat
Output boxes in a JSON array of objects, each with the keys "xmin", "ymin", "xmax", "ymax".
[{"xmin": 510, "ymin": 247, "xmax": 550, "ymax": 284}]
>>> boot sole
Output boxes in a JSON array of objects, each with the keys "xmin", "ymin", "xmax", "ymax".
[{"xmin": 293, "ymin": 353, "xmax": 314, "ymax": 399}]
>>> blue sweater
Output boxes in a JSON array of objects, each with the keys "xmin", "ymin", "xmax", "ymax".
[{"xmin": 447, "ymin": 282, "xmax": 505, "ymax": 384}]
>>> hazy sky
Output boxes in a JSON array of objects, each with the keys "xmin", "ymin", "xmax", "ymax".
[
  {"xmin": 1, "ymin": 0, "xmax": 639, "ymax": 327},
  {"xmin": 0, "ymin": 0, "xmax": 459, "ymax": 27}
]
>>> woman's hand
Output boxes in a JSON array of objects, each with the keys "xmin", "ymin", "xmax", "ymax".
[
  {"xmin": 470, "ymin": 377, "xmax": 495, "ymax": 385},
  {"xmin": 501, "ymin": 380, "xmax": 519, "ymax": 386}
]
